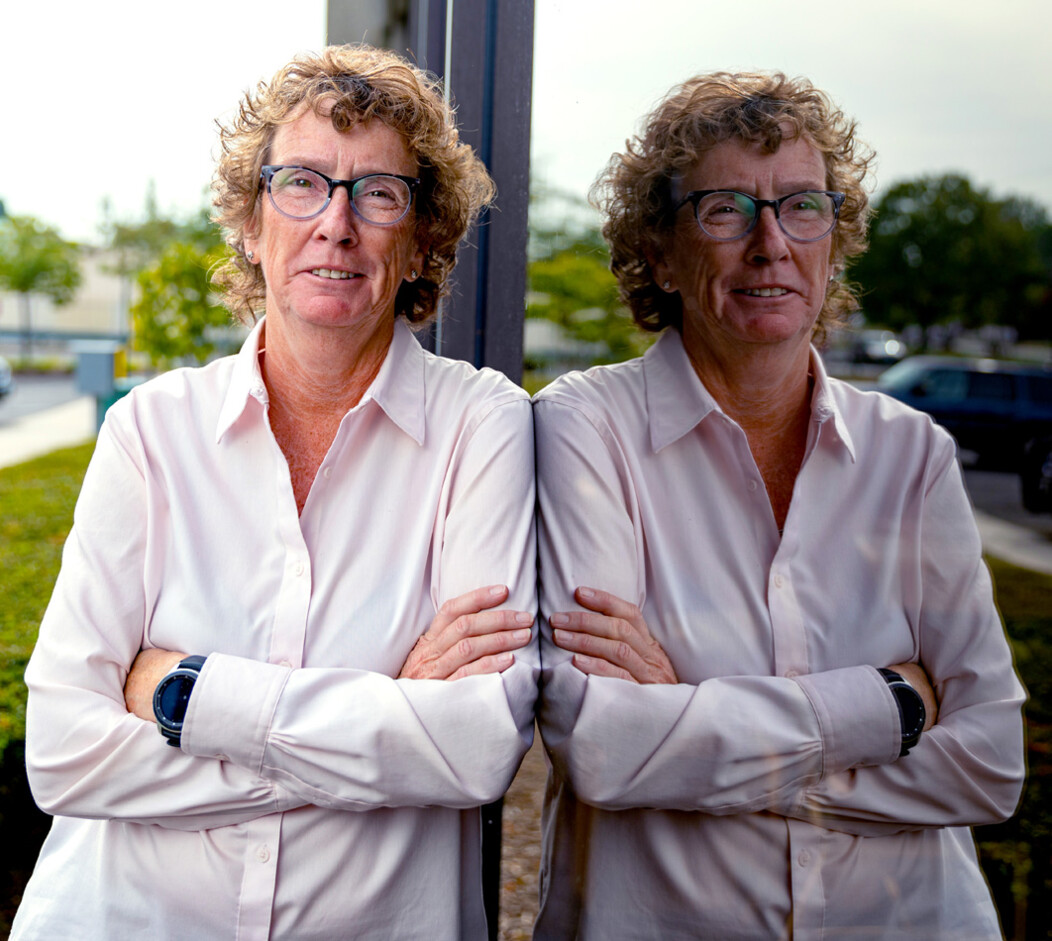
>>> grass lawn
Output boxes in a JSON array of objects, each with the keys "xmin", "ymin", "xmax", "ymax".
[{"xmin": 0, "ymin": 442, "xmax": 95, "ymax": 755}]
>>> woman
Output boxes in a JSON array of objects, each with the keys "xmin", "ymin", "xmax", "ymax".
[
  {"xmin": 14, "ymin": 45, "xmax": 537, "ymax": 939},
  {"xmin": 534, "ymin": 73, "xmax": 1024, "ymax": 939}
]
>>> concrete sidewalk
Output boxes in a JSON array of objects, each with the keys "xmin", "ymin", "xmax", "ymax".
[
  {"xmin": 2, "ymin": 397, "xmax": 1051, "ymax": 577},
  {"xmin": 0, "ymin": 396, "xmax": 96, "ymax": 471}
]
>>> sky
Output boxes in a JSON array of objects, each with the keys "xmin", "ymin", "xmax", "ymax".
[{"xmin": 3, "ymin": 0, "xmax": 1050, "ymax": 244}]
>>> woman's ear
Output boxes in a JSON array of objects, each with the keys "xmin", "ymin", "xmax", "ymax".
[
  {"xmin": 647, "ymin": 251, "xmax": 675, "ymax": 293},
  {"xmin": 243, "ymin": 211, "xmax": 262, "ymax": 265},
  {"xmin": 406, "ymin": 241, "xmax": 426, "ymax": 282}
]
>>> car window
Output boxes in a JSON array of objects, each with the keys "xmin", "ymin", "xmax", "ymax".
[
  {"xmin": 1028, "ymin": 375, "xmax": 1052, "ymax": 405},
  {"xmin": 921, "ymin": 370, "xmax": 968, "ymax": 401},
  {"xmin": 968, "ymin": 371, "xmax": 1015, "ymax": 401}
]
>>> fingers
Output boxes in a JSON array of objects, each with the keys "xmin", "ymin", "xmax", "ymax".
[
  {"xmin": 399, "ymin": 593, "xmax": 535, "ymax": 681},
  {"xmin": 550, "ymin": 588, "xmax": 678, "ymax": 685},
  {"xmin": 429, "ymin": 584, "xmax": 510, "ymax": 633}
]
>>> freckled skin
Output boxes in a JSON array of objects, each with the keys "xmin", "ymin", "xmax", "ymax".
[{"xmin": 653, "ymin": 136, "xmax": 833, "ymax": 379}]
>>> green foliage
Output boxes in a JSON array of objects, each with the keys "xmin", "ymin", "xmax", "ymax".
[
  {"xmin": 0, "ymin": 214, "xmax": 82, "ymax": 353},
  {"xmin": 0, "ymin": 443, "xmax": 95, "ymax": 757},
  {"xmin": 852, "ymin": 174, "xmax": 1052, "ymax": 341},
  {"xmin": 0, "ymin": 215, "xmax": 81, "ymax": 302},
  {"xmin": 527, "ymin": 197, "xmax": 650, "ymax": 367},
  {"xmin": 129, "ymin": 218, "xmax": 236, "ymax": 368},
  {"xmin": 976, "ymin": 557, "xmax": 1052, "ymax": 935}
]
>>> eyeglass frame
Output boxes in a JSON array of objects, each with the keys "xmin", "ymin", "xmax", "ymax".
[
  {"xmin": 259, "ymin": 165, "xmax": 422, "ymax": 225},
  {"xmin": 673, "ymin": 189, "xmax": 846, "ymax": 243}
]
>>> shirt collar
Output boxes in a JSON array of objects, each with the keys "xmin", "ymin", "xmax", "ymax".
[
  {"xmin": 643, "ymin": 330, "xmax": 723, "ymax": 453},
  {"xmin": 216, "ymin": 317, "xmax": 426, "ymax": 446},
  {"xmin": 808, "ymin": 346, "xmax": 857, "ymax": 461},
  {"xmin": 643, "ymin": 328, "xmax": 856, "ymax": 460}
]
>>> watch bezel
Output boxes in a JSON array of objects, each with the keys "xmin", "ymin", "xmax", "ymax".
[
  {"xmin": 153, "ymin": 656, "xmax": 206, "ymax": 746},
  {"xmin": 879, "ymin": 668, "xmax": 926, "ymax": 757}
]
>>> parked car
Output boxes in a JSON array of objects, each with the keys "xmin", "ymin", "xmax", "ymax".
[
  {"xmin": 0, "ymin": 355, "xmax": 13, "ymax": 400},
  {"xmin": 1021, "ymin": 436, "xmax": 1052, "ymax": 514},
  {"xmin": 877, "ymin": 356, "xmax": 1052, "ymax": 470}
]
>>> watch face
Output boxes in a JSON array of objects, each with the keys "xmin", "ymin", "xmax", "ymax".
[{"xmin": 157, "ymin": 673, "xmax": 196, "ymax": 727}]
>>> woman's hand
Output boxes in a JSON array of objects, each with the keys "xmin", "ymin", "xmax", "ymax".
[
  {"xmin": 890, "ymin": 661, "xmax": 939, "ymax": 731},
  {"xmin": 124, "ymin": 648, "xmax": 187, "ymax": 721},
  {"xmin": 398, "ymin": 585, "xmax": 534, "ymax": 681},
  {"xmin": 550, "ymin": 587, "xmax": 678, "ymax": 684}
]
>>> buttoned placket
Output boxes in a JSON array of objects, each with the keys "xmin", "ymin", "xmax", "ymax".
[
  {"xmin": 235, "ymin": 385, "xmax": 318, "ymax": 940},
  {"xmin": 775, "ymin": 406, "xmax": 841, "ymax": 939}
]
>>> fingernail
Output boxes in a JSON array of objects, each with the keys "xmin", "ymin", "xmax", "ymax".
[
  {"xmin": 578, "ymin": 587, "xmax": 596, "ymax": 599},
  {"xmin": 553, "ymin": 629, "xmax": 568, "ymax": 645},
  {"xmin": 499, "ymin": 652, "xmax": 514, "ymax": 666},
  {"xmin": 515, "ymin": 611, "xmax": 533, "ymax": 625},
  {"xmin": 514, "ymin": 628, "xmax": 532, "ymax": 642},
  {"xmin": 549, "ymin": 613, "xmax": 568, "ymax": 627},
  {"xmin": 489, "ymin": 585, "xmax": 507, "ymax": 598}
]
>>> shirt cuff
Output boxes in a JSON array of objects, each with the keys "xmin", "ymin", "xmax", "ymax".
[
  {"xmin": 795, "ymin": 665, "xmax": 902, "ymax": 773},
  {"xmin": 182, "ymin": 653, "xmax": 291, "ymax": 774}
]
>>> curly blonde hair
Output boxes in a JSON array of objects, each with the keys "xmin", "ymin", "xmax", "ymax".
[
  {"xmin": 591, "ymin": 72, "xmax": 873, "ymax": 341},
  {"xmin": 212, "ymin": 44, "xmax": 495, "ymax": 325}
]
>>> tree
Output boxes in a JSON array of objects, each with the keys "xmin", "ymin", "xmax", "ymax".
[
  {"xmin": 0, "ymin": 215, "xmax": 81, "ymax": 355},
  {"xmin": 129, "ymin": 217, "xmax": 236, "ymax": 368},
  {"xmin": 527, "ymin": 184, "xmax": 650, "ymax": 370},
  {"xmin": 851, "ymin": 174, "xmax": 1051, "ymax": 342}
]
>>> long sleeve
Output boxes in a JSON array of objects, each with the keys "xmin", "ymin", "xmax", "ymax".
[
  {"xmin": 535, "ymin": 396, "xmax": 901, "ymax": 813},
  {"xmin": 776, "ymin": 445, "xmax": 1025, "ymax": 834},
  {"xmin": 183, "ymin": 397, "xmax": 539, "ymax": 809},
  {"xmin": 24, "ymin": 418, "xmax": 304, "ymax": 830}
]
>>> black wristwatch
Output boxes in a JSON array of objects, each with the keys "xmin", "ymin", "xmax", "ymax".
[
  {"xmin": 153, "ymin": 655, "xmax": 207, "ymax": 747},
  {"xmin": 878, "ymin": 668, "xmax": 926, "ymax": 757}
]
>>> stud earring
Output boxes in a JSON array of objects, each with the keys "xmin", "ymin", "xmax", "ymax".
[
  {"xmin": 247, "ymin": 250, "xmax": 255, "ymax": 261},
  {"xmin": 662, "ymin": 280, "xmax": 671, "ymax": 290},
  {"xmin": 410, "ymin": 269, "xmax": 419, "ymax": 281}
]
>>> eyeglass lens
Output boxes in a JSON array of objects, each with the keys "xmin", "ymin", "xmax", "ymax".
[
  {"xmin": 267, "ymin": 167, "xmax": 412, "ymax": 224},
  {"xmin": 694, "ymin": 191, "xmax": 838, "ymax": 242}
]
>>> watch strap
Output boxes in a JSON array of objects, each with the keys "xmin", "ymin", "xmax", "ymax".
[{"xmin": 878, "ymin": 668, "xmax": 926, "ymax": 757}]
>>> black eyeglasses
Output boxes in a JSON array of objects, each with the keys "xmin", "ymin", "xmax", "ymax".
[
  {"xmin": 675, "ymin": 189, "xmax": 845, "ymax": 243},
  {"xmin": 260, "ymin": 165, "xmax": 421, "ymax": 225}
]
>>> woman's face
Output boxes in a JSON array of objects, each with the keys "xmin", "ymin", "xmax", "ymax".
[
  {"xmin": 654, "ymin": 135, "xmax": 833, "ymax": 365},
  {"xmin": 244, "ymin": 109, "xmax": 424, "ymax": 341}
]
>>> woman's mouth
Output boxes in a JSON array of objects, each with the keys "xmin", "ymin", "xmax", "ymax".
[
  {"xmin": 312, "ymin": 268, "xmax": 359, "ymax": 280},
  {"xmin": 738, "ymin": 287, "xmax": 789, "ymax": 297}
]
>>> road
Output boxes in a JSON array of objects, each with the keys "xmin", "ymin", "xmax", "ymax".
[{"xmin": 0, "ymin": 374, "xmax": 79, "ymax": 426}]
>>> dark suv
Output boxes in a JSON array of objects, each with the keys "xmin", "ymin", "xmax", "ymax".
[{"xmin": 877, "ymin": 356, "xmax": 1052, "ymax": 471}]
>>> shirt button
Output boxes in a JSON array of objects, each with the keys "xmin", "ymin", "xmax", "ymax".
[
  {"xmin": 322, "ymin": 466, "xmax": 332, "ymax": 479},
  {"xmin": 798, "ymin": 850, "xmax": 811, "ymax": 867},
  {"xmin": 785, "ymin": 669, "xmax": 799, "ymax": 679},
  {"xmin": 257, "ymin": 845, "xmax": 271, "ymax": 863},
  {"xmin": 278, "ymin": 659, "xmax": 292, "ymax": 669},
  {"xmin": 292, "ymin": 562, "xmax": 305, "ymax": 577},
  {"xmin": 747, "ymin": 479, "xmax": 759, "ymax": 492},
  {"xmin": 773, "ymin": 574, "xmax": 785, "ymax": 589}
]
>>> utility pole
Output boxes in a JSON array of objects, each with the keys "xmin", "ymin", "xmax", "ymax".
[{"xmin": 328, "ymin": 0, "xmax": 534, "ymax": 384}]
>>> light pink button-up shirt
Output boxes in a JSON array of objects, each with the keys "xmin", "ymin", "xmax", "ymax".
[
  {"xmin": 534, "ymin": 329, "xmax": 1025, "ymax": 940},
  {"xmin": 15, "ymin": 319, "xmax": 538, "ymax": 940}
]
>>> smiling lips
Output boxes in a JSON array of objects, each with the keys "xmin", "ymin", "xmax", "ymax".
[
  {"xmin": 738, "ymin": 287, "xmax": 790, "ymax": 297},
  {"xmin": 311, "ymin": 267, "xmax": 359, "ymax": 280}
]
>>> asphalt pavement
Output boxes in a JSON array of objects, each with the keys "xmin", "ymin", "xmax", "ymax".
[{"xmin": 1, "ymin": 389, "xmax": 1051, "ymax": 577}]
